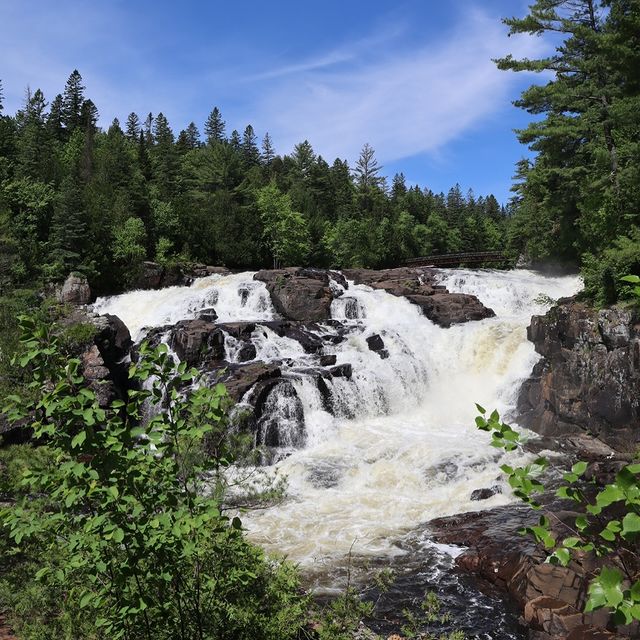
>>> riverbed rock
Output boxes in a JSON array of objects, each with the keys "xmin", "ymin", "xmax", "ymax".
[
  {"xmin": 58, "ymin": 273, "xmax": 91, "ymax": 305},
  {"xmin": 343, "ymin": 267, "xmax": 494, "ymax": 327},
  {"xmin": 219, "ymin": 362, "xmax": 282, "ymax": 402},
  {"xmin": 518, "ymin": 300, "xmax": 640, "ymax": 450},
  {"xmin": 169, "ymin": 319, "xmax": 225, "ymax": 366},
  {"xmin": 254, "ymin": 268, "xmax": 338, "ymax": 322}
]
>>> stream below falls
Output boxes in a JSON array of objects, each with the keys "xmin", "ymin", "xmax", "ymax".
[{"xmin": 94, "ymin": 268, "xmax": 582, "ymax": 638}]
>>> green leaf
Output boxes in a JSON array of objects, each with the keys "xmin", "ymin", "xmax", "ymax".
[
  {"xmin": 475, "ymin": 403, "xmax": 486, "ymax": 415},
  {"xmin": 571, "ymin": 461, "xmax": 588, "ymax": 476},
  {"xmin": 71, "ymin": 431, "xmax": 87, "ymax": 448},
  {"xmin": 622, "ymin": 512, "xmax": 640, "ymax": 535},
  {"xmin": 80, "ymin": 592, "xmax": 94, "ymax": 608}
]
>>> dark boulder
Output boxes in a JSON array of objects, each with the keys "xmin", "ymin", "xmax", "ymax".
[
  {"xmin": 254, "ymin": 268, "xmax": 335, "ymax": 322},
  {"xmin": 329, "ymin": 363, "xmax": 352, "ymax": 379},
  {"xmin": 470, "ymin": 486, "xmax": 502, "ymax": 501},
  {"xmin": 518, "ymin": 301, "xmax": 640, "ymax": 450},
  {"xmin": 220, "ymin": 362, "xmax": 282, "ymax": 402},
  {"xmin": 343, "ymin": 267, "xmax": 494, "ymax": 328},
  {"xmin": 169, "ymin": 319, "xmax": 225, "ymax": 366},
  {"xmin": 412, "ymin": 292, "xmax": 495, "ymax": 327},
  {"xmin": 197, "ymin": 307, "xmax": 218, "ymax": 323},
  {"xmin": 366, "ymin": 334, "xmax": 390, "ymax": 359}
]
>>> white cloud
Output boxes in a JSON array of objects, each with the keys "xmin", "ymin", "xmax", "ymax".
[{"xmin": 246, "ymin": 9, "xmax": 548, "ymax": 164}]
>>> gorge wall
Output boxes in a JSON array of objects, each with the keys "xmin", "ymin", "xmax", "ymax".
[{"xmin": 517, "ymin": 300, "xmax": 640, "ymax": 451}]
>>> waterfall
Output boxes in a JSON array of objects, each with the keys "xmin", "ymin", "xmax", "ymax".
[{"xmin": 93, "ymin": 269, "xmax": 582, "ymax": 573}]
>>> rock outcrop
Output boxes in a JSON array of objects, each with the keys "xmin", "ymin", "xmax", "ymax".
[
  {"xmin": 253, "ymin": 268, "xmax": 342, "ymax": 322},
  {"xmin": 429, "ymin": 502, "xmax": 632, "ymax": 639},
  {"xmin": 58, "ymin": 273, "xmax": 91, "ymax": 305},
  {"xmin": 343, "ymin": 267, "xmax": 495, "ymax": 328},
  {"xmin": 518, "ymin": 300, "xmax": 640, "ymax": 450}
]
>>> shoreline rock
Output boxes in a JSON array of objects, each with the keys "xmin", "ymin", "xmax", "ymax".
[{"xmin": 517, "ymin": 300, "xmax": 640, "ymax": 451}]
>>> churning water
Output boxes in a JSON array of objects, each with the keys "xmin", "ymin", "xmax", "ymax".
[{"xmin": 94, "ymin": 268, "xmax": 582, "ymax": 638}]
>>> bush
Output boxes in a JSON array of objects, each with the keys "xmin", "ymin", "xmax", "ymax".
[{"xmin": 0, "ymin": 316, "xmax": 308, "ymax": 639}]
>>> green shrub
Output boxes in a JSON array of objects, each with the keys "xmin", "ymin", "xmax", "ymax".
[
  {"xmin": 581, "ymin": 227, "xmax": 640, "ymax": 305},
  {"xmin": 0, "ymin": 316, "xmax": 308, "ymax": 639}
]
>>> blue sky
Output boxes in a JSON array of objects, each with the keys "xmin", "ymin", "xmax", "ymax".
[{"xmin": 0, "ymin": 0, "xmax": 551, "ymax": 203}]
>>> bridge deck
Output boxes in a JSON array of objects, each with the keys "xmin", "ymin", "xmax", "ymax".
[{"xmin": 403, "ymin": 251, "xmax": 510, "ymax": 268}]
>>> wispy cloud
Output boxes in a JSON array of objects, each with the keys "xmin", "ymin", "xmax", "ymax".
[{"xmin": 246, "ymin": 9, "xmax": 547, "ymax": 165}]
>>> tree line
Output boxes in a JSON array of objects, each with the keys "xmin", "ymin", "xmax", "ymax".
[{"xmin": 0, "ymin": 71, "xmax": 508, "ymax": 294}]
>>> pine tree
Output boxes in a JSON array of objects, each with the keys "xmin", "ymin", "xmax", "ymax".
[
  {"xmin": 204, "ymin": 107, "xmax": 225, "ymax": 145},
  {"xmin": 261, "ymin": 132, "xmax": 275, "ymax": 165},
  {"xmin": 61, "ymin": 69, "xmax": 85, "ymax": 133},
  {"xmin": 125, "ymin": 112, "xmax": 140, "ymax": 140},
  {"xmin": 353, "ymin": 143, "xmax": 383, "ymax": 190},
  {"xmin": 241, "ymin": 125, "xmax": 260, "ymax": 165},
  {"xmin": 176, "ymin": 122, "xmax": 201, "ymax": 154},
  {"xmin": 46, "ymin": 94, "xmax": 65, "ymax": 141},
  {"xmin": 229, "ymin": 129, "xmax": 241, "ymax": 151},
  {"xmin": 292, "ymin": 140, "xmax": 316, "ymax": 179},
  {"xmin": 80, "ymin": 99, "xmax": 98, "ymax": 132}
]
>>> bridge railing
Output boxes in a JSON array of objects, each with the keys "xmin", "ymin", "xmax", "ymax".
[{"xmin": 403, "ymin": 251, "xmax": 511, "ymax": 267}]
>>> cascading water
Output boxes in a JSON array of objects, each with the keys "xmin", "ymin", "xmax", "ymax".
[{"xmin": 94, "ymin": 268, "xmax": 582, "ymax": 638}]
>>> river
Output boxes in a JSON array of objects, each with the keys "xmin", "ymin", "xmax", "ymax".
[{"xmin": 94, "ymin": 268, "xmax": 582, "ymax": 638}]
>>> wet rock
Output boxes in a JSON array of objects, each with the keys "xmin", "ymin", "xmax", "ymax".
[
  {"xmin": 518, "ymin": 300, "xmax": 640, "ymax": 450},
  {"xmin": 170, "ymin": 319, "xmax": 225, "ymax": 366},
  {"xmin": 58, "ymin": 273, "xmax": 91, "ymax": 305},
  {"xmin": 413, "ymin": 292, "xmax": 495, "ymax": 327},
  {"xmin": 220, "ymin": 362, "xmax": 282, "ymax": 402},
  {"xmin": 236, "ymin": 341, "xmax": 257, "ymax": 362},
  {"xmin": 217, "ymin": 322, "xmax": 256, "ymax": 340},
  {"xmin": 319, "ymin": 354, "xmax": 337, "ymax": 367},
  {"xmin": 470, "ymin": 485, "xmax": 502, "ymax": 501},
  {"xmin": 197, "ymin": 307, "xmax": 218, "ymax": 323},
  {"xmin": 329, "ymin": 363, "xmax": 352, "ymax": 379},
  {"xmin": 343, "ymin": 267, "xmax": 494, "ymax": 327},
  {"xmin": 93, "ymin": 314, "xmax": 132, "ymax": 364},
  {"xmin": 366, "ymin": 333, "xmax": 390, "ymax": 359},
  {"xmin": 254, "ymin": 268, "xmax": 335, "ymax": 322}
]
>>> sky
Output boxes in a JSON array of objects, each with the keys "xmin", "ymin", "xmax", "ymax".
[{"xmin": 0, "ymin": 0, "xmax": 553, "ymax": 204}]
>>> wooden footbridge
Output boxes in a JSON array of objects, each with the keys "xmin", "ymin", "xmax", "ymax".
[{"xmin": 403, "ymin": 251, "xmax": 512, "ymax": 268}]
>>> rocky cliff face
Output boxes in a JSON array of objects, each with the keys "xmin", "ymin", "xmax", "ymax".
[{"xmin": 518, "ymin": 300, "xmax": 640, "ymax": 451}]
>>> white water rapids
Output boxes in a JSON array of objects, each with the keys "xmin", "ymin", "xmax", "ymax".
[{"xmin": 94, "ymin": 269, "xmax": 582, "ymax": 580}]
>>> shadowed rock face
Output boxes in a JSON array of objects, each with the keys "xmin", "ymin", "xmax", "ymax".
[
  {"xmin": 343, "ymin": 267, "xmax": 495, "ymax": 328},
  {"xmin": 518, "ymin": 300, "xmax": 640, "ymax": 451}
]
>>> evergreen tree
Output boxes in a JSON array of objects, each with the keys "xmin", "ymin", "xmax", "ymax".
[
  {"xmin": 176, "ymin": 122, "xmax": 200, "ymax": 153},
  {"xmin": 241, "ymin": 125, "xmax": 260, "ymax": 165},
  {"xmin": 46, "ymin": 94, "xmax": 65, "ymax": 141},
  {"xmin": 229, "ymin": 129, "xmax": 241, "ymax": 151},
  {"xmin": 204, "ymin": 106, "xmax": 226, "ymax": 145},
  {"xmin": 80, "ymin": 99, "xmax": 98, "ymax": 132},
  {"xmin": 261, "ymin": 132, "xmax": 275, "ymax": 165},
  {"xmin": 61, "ymin": 69, "xmax": 85, "ymax": 133},
  {"xmin": 125, "ymin": 112, "xmax": 140, "ymax": 140},
  {"xmin": 291, "ymin": 140, "xmax": 316, "ymax": 180},
  {"xmin": 353, "ymin": 143, "xmax": 383, "ymax": 190}
]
